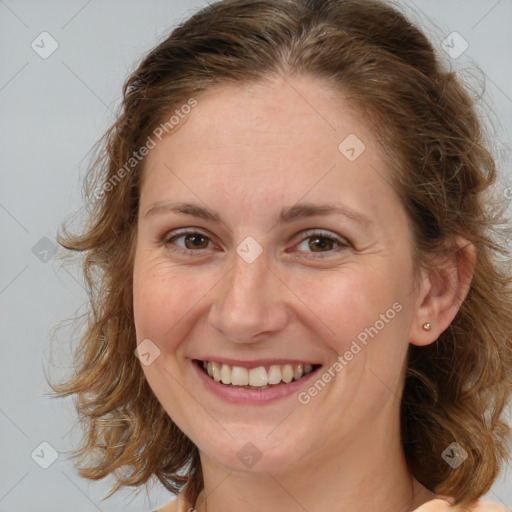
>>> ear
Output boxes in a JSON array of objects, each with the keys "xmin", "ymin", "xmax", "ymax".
[{"xmin": 409, "ymin": 236, "xmax": 476, "ymax": 347}]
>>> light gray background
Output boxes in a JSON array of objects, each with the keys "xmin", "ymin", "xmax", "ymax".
[{"xmin": 1, "ymin": 1, "xmax": 511, "ymax": 511}]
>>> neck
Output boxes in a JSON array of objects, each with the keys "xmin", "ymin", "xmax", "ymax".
[{"xmin": 194, "ymin": 405, "xmax": 436, "ymax": 512}]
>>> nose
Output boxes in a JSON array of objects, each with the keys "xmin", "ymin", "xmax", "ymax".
[{"xmin": 207, "ymin": 247, "xmax": 289, "ymax": 344}]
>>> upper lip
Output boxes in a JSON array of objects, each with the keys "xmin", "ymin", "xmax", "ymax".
[{"xmin": 194, "ymin": 358, "xmax": 321, "ymax": 369}]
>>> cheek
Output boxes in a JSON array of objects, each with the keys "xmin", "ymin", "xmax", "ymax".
[
  {"xmin": 328, "ymin": 266, "xmax": 412, "ymax": 387},
  {"xmin": 132, "ymin": 255, "xmax": 213, "ymax": 350},
  {"xmin": 287, "ymin": 265, "xmax": 403, "ymax": 351},
  {"xmin": 287, "ymin": 261, "xmax": 412, "ymax": 398},
  {"xmin": 133, "ymin": 257, "xmax": 180, "ymax": 343}
]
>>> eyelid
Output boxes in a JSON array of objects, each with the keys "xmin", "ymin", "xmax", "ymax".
[
  {"xmin": 161, "ymin": 227, "xmax": 350, "ymax": 256},
  {"xmin": 298, "ymin": 229, "xmax": 349, "ymax": 246},
  {"xmin": 290, "ymin": 229, "xmax": 350, "ymax": 258},
  {"xmin": 162, "ymin": 227, "xmax": 216, "ymax": 253}
]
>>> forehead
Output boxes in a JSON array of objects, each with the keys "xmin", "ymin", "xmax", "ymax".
[
  {"xmin": 140, "ymin": 75, "xmax": 398, "ymax": 222},
  {"xmin": 158, "ymin": 76, "xmax": 365, "ymax": 157}
]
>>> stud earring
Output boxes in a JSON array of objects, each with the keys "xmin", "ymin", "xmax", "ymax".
[{"xmin": 422, "ymin": 322, "xmax": 432, "ymax": 331}]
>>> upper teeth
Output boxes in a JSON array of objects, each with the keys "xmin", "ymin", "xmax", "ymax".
[{"xmin": 202, "ymin": 361, "xmax": 314, "ymax": 386}]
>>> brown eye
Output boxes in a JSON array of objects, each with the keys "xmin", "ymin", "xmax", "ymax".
[
  {"xmin": 307, "ymin": 236, "xmax": 336, "ymax": 252},
  {"xmin": 163, "ymin": 230, "xmax": 213, "ymax": 253},
  {"xmin": 182, "ymin": 233, "xmax": 210, "ymax": 250},
  {"xmin": 295, "ymin": 230, "xmax": 349, "ymax": 257}
]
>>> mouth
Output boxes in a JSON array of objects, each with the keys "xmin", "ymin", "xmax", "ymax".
[{"xmin": 194, "ymin": 359, "xmax": 321, "ymax": 390}]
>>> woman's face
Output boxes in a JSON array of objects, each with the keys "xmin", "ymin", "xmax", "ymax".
[{"xmin": 133, "ymin": 75, "xmax": 423, "ymax": 474}]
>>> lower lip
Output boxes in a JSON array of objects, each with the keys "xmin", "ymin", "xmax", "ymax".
[{"xmin": 192, "ymin": 360, "xmax": 322, "ymax": 405}]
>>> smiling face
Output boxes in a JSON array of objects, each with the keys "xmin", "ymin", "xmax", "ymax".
[{"xmin": 133, "ymin": 74, "xmax": 423, "ymax": 475}]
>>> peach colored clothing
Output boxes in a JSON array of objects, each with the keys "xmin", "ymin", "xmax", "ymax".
[{"xmin": 153, "ymin": 492, "xmax": 509, "ymax": 512}]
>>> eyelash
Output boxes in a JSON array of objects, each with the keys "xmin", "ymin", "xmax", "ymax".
[{"xmin": 161, "ymin": 228, "xmax": 350, "ymax": 258}]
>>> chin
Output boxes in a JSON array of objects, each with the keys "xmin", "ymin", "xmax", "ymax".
[{"xmin": 194, "ymin": 426, "xmax": 311, "ymax": 474}]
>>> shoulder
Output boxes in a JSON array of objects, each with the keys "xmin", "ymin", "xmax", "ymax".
[
  {"xmin": 153, "ymin": 493, "xmax": 191, "ymax": 512},
  {"xmin": 153, "ymin": 496, "xmax": 509, "ymax": 512},
  {"xmin": 471, "ymin": 502, "xmax": 509, "ymax": 512},
  {"xmin": 413, "ymin": 499, "xmax": 509, "ymax": 512},
  {"xmin": 152, "ymin": 497, "xmax": 510, "ymax": 512},
  {"xmin": 152, "ymin": 498, "xmax": 510, "ymax": 512}
]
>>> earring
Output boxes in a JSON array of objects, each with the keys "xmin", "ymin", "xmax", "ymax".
[{"xmin": 422, "ymin": 322, "xmax": 432, "ymax": 331}]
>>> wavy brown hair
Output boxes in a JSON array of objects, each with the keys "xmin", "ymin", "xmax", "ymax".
[{"xmin": 46, "ymin": 0, "xmax": 512, "ymax": 508}]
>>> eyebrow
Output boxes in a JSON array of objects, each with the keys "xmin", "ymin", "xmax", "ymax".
[{"xmin": 144, "ymin": 201, "xmax": 372, "ymax": 227}]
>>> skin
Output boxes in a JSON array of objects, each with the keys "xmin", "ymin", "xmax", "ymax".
[{"xmin": 133, "ymin": 74, "xmax": 476, "ymax": 512}]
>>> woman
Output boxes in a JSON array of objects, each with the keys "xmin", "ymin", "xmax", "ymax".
[{"xmin": 48, "ymin": 0, "xmax": 512, "ymax": 511}]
